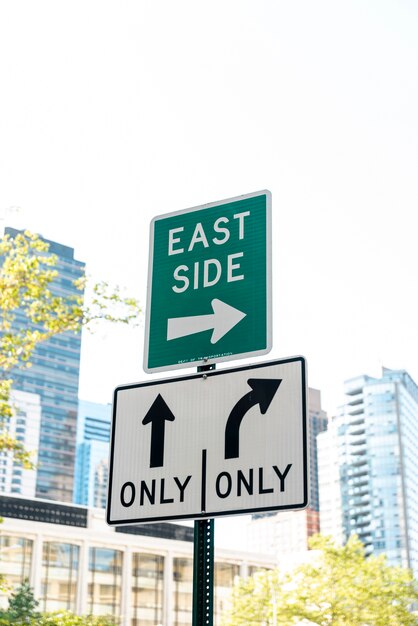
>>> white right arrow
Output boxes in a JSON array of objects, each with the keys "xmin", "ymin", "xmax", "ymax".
[{"xmin": 167, "ymin": 299, "xmax": 246, "ymax": 344}]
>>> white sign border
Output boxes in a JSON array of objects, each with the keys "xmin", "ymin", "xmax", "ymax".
[
  {"xmin": 107, "ymin": 356, "xmax": 308, "ymax": 526},
  {"xmin": 143, "ymin": 189, "xmax": 272, "ymax": 373}
]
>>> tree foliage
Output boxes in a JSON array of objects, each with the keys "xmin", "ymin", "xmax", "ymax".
[
  {"xmin": 27, "ymin": 612, "xmax": 116, "ymax": 626},
  {"xmin": 0, "ymin": 579, "xmax": 40, "ymax": 624},
  {"xmin": 0, "ymin": 229, "xmax": 141, "ymax": 465},
  {"xmin": 0, "ymin": 582, "xmax": 116, "ymax": 624},
  {"xmin": 0, "ymin": 584, "xmax": 116, "ymax": 625},
  {"xmin": 223, "ymin": 535, "xmax": 418, "ymax": 625}
]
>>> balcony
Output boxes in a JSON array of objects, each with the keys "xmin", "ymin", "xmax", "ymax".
[
  {"xmin": 348, "ymin": 426, "xmax": 365, "ymax": 436},
  {"xmin": 350, "ymin": 477, "xmax": 369, "ymax": 488},
  {"xmin": 351, "ymin": 515, "xmax": 372, "ymax": 528},
  {"xmin": 348, "ymin": 406, "xmax": 364, "ymax": 416},
  {"xmin": 351, "ymin": 457, "xmax": 368, "ymax": 468},
  {"xmin": 348, "ymin": 396, "xmax": 363, "ymax": 406},
  {"xmin": 351, "ymin": 445, "xmax": 367, "ymax": 456}
]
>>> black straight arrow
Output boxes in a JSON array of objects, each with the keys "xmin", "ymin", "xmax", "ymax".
[
  {"xmin": 142, "ymin": 394, "xmax": 176, "ymax": 468},
  {"xmin": 225, "ymin": 378, "xmax": 282, "ymax": 459}
]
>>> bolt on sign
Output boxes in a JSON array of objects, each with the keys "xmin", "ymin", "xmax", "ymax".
[
  {"xmin": 143, "ymin": 190, "xmax": 272, "ymax": 373},
  {"xmin": 107, "ymin": 357, "xmax": 308, "ymax": 525}
]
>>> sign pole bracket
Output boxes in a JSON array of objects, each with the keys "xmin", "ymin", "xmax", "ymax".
[{"xmin": 193, "ymin": 364, "xmax": 215, "ymax": 626}]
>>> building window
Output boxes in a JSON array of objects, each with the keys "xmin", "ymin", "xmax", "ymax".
[
  {"xmin": 131, "ymin": 553, "xmax": 164, "ymax": 626},
  {"xmin": 0, "ymin": 535, "xmax": 33, "ymax": 609},
  {"xmin": 41, "ymin": 542, "xmax": 79, "ymax": 613},
  {"xmin": 173, "ymin": 557, "xmax": 193, "ymax": 626},
  {"xmin": 248, "ymin": 565, "xmax": 269, "ymax": 577},
  {"xmin": 214, "ymin": 562, "xmax": 240, "ymax": 625},
  {"xmin": 88, "ymin": 547, "xmax": 123, "ymax": 619}
]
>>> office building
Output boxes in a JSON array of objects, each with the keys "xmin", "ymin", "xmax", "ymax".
[
  {"xmin": 73, "ymin": 400, "xmax": 112, "ymax": 508},
  {"xmin": 307, "ymin": 388, "xmax": 328, "ymax": 512},
  {"xmin": 318, "ymin": 368, "xmax": 418, "ymax": 577},
  {"xmin": 0, "ymin": 494, "xmax": 274, "ymax": 625},
  {"xmin": 248, "ymin": 388, "xmax": 327, "ymax": 557},
  {"xmin": 247, "ymin": 507, "xmax": 321, "ymax": 560},
  {"xmin": 317, "ymin": 415, "xmax": 344, "ymax": 545},
  {"xmin": 4, "ymin": 227, "xmax": 85, "ymax": 503},
  {"xmin": 0, "ymin": 390, "xmax": 41, "ymax": 498}
]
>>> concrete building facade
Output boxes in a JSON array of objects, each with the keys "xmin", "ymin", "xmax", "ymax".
[{"xmin": 0, "ymin": 495, "xmax": 273, "ymax": 626}]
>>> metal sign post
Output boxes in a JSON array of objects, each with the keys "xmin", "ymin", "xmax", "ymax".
[
  {"xmin": 193, "ymin": 517, "xmax": 214, "ymax": 626},
  {"xmin": 107, "ymin": 191, "xmax": 311, "ymax": 625},
  {"xmin": 107, "ymin": 357, "xmax": 308, "ymax": 624},
  {"xmin": 192, "ymin": 363, "xmax": 215, "ymax": 626}
]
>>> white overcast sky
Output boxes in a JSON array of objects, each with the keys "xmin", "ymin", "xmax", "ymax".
[
  {"xmin": 1, "ymin": 1, "xmax": 418, "ymax": 545},
  {"xmin": 1, "ymin": 0, "xmax": 418, "ymax": 413}
]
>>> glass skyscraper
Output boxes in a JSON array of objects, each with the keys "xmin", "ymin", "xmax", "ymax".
[
  {"xmin": 318, "ymin": 367, "xmax": 418, "ymax": 577},
  {"xmin": 0, "ymin": 389, "xmax": 41, "ymax": 498},
  {"xmin": 73, "ymin": 399, "xmax": 111, "ymax": 508},
  {"xmin": 4, "ymin": 227, "xmax": 85, "ymax": 502}
]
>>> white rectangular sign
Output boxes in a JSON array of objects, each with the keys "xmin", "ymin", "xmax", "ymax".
[{"xmin": 107, "ymin": 357, "xmax": 308, "ymax": 525}]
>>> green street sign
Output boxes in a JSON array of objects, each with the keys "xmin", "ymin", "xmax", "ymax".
[{"xmin": 144, "ymin": 190, "xmax": 272, "ymax": 373}]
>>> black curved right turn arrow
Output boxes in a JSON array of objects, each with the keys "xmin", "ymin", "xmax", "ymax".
[{"xmin": 224, "ymin": 378, "xmax": 282, "ymax": 459}]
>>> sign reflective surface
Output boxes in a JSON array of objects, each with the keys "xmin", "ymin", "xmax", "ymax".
[
  {"xmin": 144, "ymin": 190, "xmax": 272, "ymax": 372},
  {"xmin": 107, "ymin": 357, "xmax": 308, "ymax": 525}
]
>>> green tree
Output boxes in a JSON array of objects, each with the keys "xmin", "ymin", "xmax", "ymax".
[
  {"xmin": 0, "ymin": 230, "xmax": 141, "ymax": 591},
  {"xmin": 0, "ymin": 581, "xmax": 116, "ymax": 625},
  {"xmin": 223, "ymin": 535, "xmax": 418, "ymax": 626},
  {"xmin": 31, "ymin": 612, "xmax": 117, "ymax": 625},
  {"xmin": 6, "ymin": 579, "xmax": 40, "ymax": 624},
  {"xmin": 0, "ymin": 229, "xmax": 140, "ymax": 464},
  {"xmin": 223, "ymin": 569, "xmax": 281, "ymax": 626}
]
